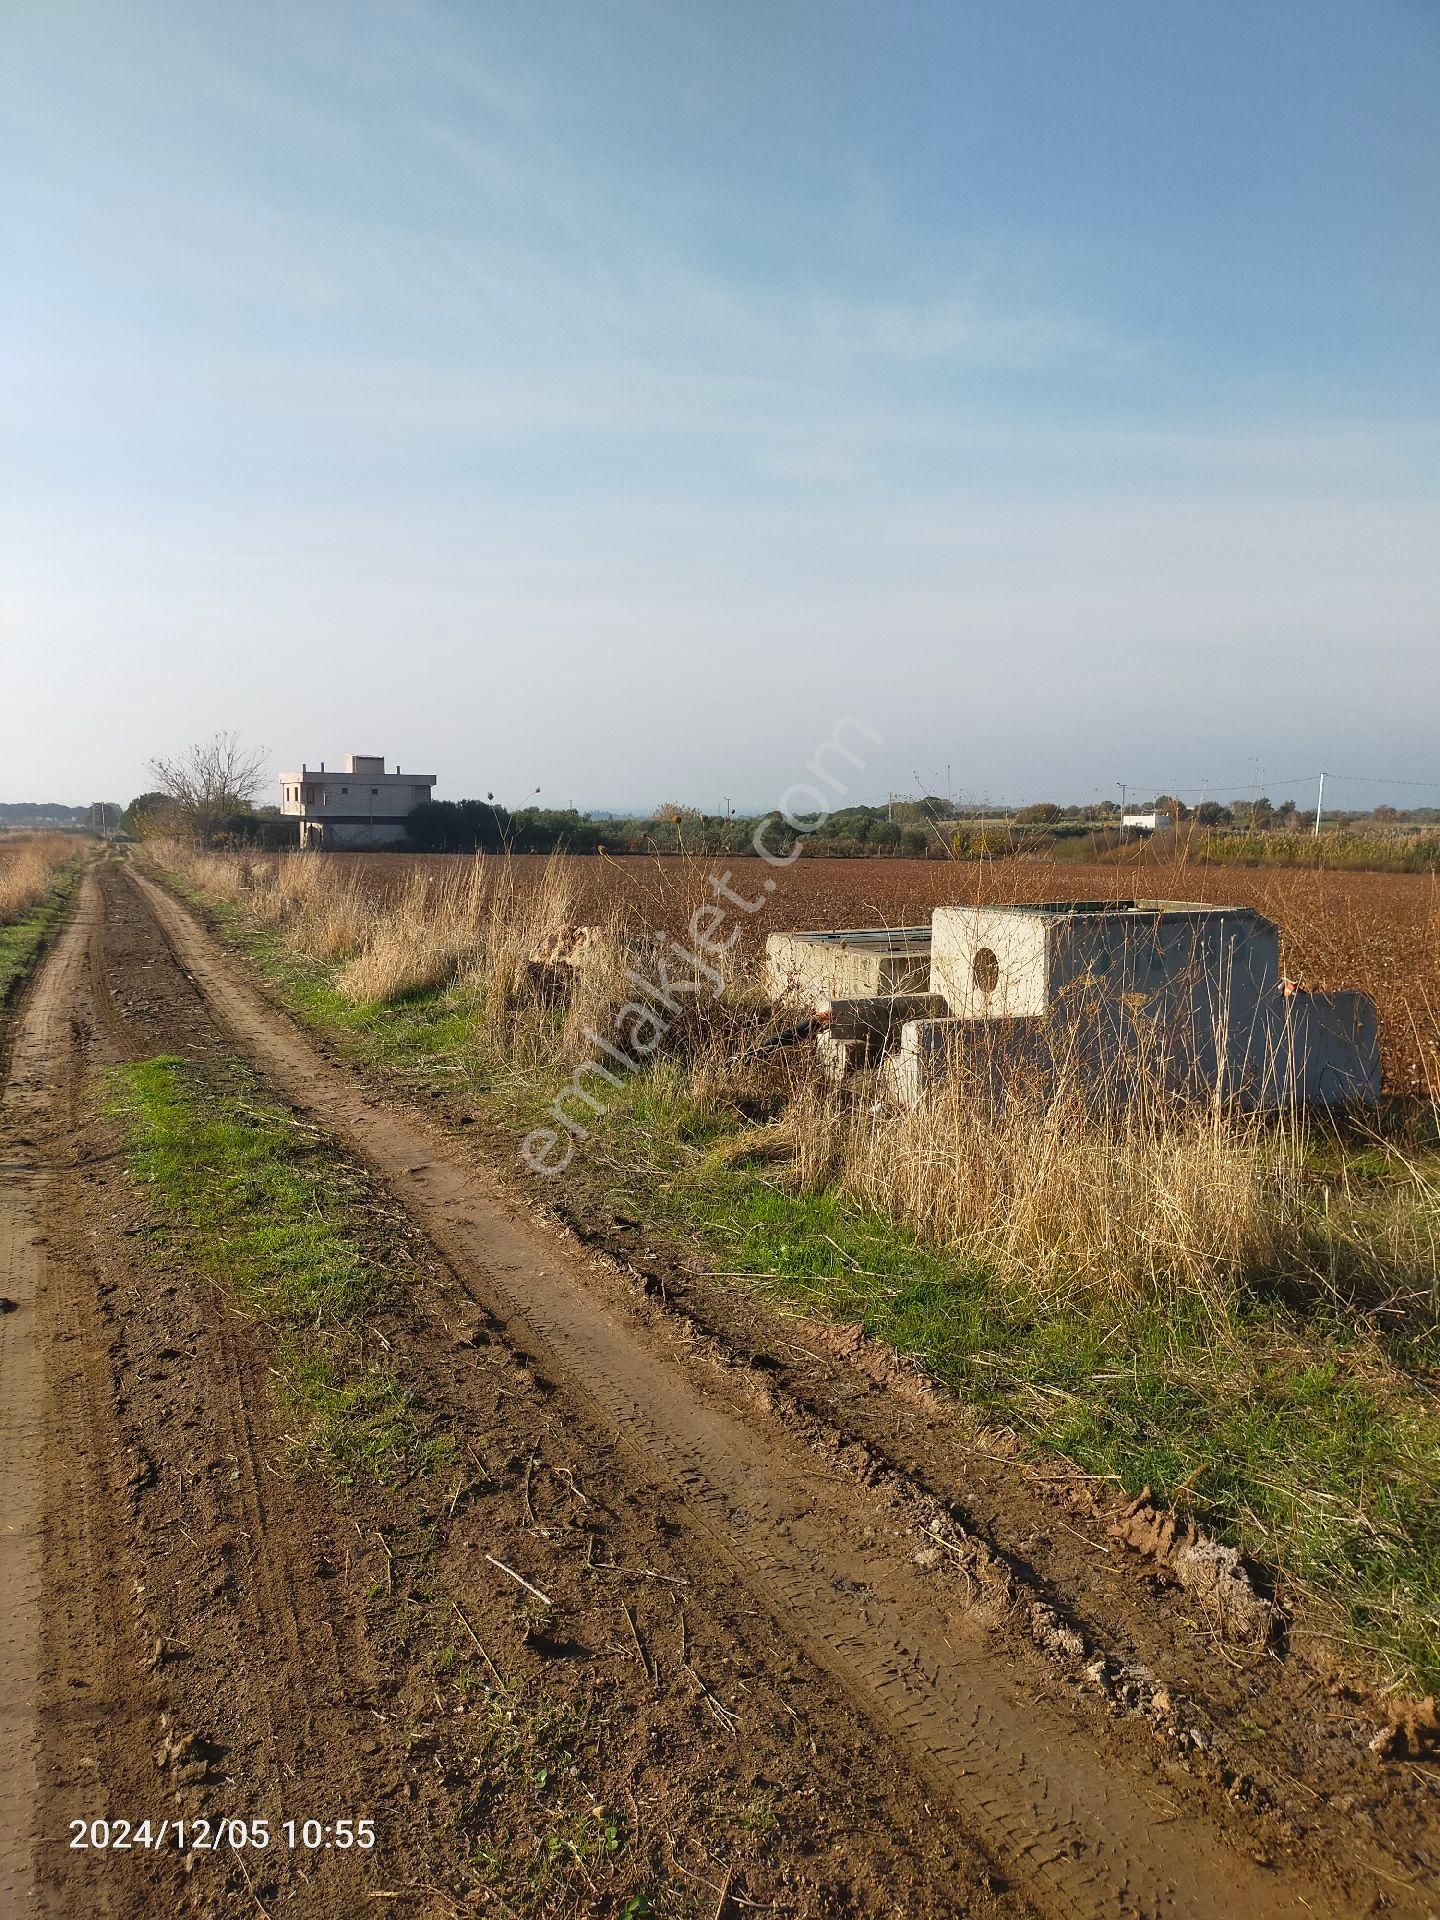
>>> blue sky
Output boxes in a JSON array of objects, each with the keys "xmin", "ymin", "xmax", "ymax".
[{"xmin": 3, "ymin": 0, "xmax": 1437, "ymax": 811}]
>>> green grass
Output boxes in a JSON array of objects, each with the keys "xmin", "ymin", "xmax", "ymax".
[
  {"xmin": 107, "ymin": 1053, "xmax": 437, "ymax": 1484},
  {"xmin": 1193, "ymin": 829, "xmax": 1440, "ymax": 873},
  {"xmin": 641, "ymin": 1128, "xmax": 1440, "ymax": 1690},
  {"xmin": 158, "ymin": 864, "xmax": 1440, "ymax": 1693},
  {"xmin": 0, "ymin": 857, "xmax": 82, "ymax": 1010}
]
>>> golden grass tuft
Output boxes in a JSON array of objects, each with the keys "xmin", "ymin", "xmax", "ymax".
[
  {"xmin": 802, "ymin": 1076, "xmax": 1307, "ymax": 1299},
  {"xmin": 0, "ymin": 834, "xmax": 73, "ymax": 921}
]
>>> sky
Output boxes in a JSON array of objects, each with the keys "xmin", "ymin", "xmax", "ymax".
[{"xmin": 3, "ymin": 0, "xmax": 1438, "ymax": 814}]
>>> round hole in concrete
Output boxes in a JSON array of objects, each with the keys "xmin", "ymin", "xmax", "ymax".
[{"xmin": 972, "ymin": 947, "xmax": 1001, "ymax": 994}]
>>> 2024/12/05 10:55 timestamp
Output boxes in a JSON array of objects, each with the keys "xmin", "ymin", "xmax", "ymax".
[{"xmin": 69, "ymin": 1818, "xmax": 377, "ymax": 1852}]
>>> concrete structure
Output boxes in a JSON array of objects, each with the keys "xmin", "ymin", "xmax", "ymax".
[
  {"xmin": 1122, "ymin": 811, "xmax": 1169, "ymax": 832},
  {"xmin": 769, "ymin": 897, "xmax": 1380, "ymax": 1113},
  {"xmin": 278, "ymin": 754, "xmax": 436, "ymax": 849},
  {"xmin": 930, "ymin": 899, "xmax": 1278, "ymax": 1085},
  {"xmin": 765, "ymin": 927, "xmax": 932, "ymax": 1005},
  {"xmin": 879, "ymin": 1012, "xmax": 1050, "ymax": 1108},
  {"xmin": 1269, "ymin": 989, "xmax": 1381, "ymax": 1107},
  {"xmin": 925, "ymin": 890, "xmax": 1274, "ymax": 1029},
  {"xmin": 813, "ymin": 993, "xmax": 948, "ymax": 1081}
]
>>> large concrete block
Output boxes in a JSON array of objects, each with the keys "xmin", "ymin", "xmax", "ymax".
[
  {"xmin": 815, "ymin": 1032, "xmax": 867, "ymax": 1083},
  {"xmin": 766, "ymin": 927, "xmax": 932, "ymax": 1006},
  {"xmin": 931, "ymin": 900, "xmax": 1279, "ymax": 1017},
  {"xmin": 880, "ymin": 1015, "xmax": 1050, "ymax": 1107},
  {"xmin": 930, "ymin": 899, "xmax": 1282, "ymax": 1100},
  {"xmin": 883, "ymin": 989, "xmax": 1381, "ymax": 1113},
  {"xmin": 1259, "ymin": 990, "xmax": 1381, "ymax": 1108}
]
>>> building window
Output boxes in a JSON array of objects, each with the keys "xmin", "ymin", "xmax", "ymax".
[
  {"xmin": 341, "ymin": 785, "xmax": 348, "ymax": 794},
  {"xmin": 371, "ymin": 787, "xmax": 379, "ymax": 795}
]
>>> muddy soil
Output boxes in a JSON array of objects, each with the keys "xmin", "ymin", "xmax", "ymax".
[{"xmin": 1, "ymin": 856, "xmax": 1436, "ymax": 1918}]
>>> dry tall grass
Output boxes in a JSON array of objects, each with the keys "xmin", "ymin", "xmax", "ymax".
[
  {"xmin": 778, "ymin": 1027, "xmax": 1440, "ymax": 1312},
  {"xmin": 153, "ymin": 841, "xmax": 642, "ymax": 1071},
  {"xmin": 785, "ymin": 1069, "xmax": 1308, "ymax": 1299},
  {"xmin": 150, "ymin": 840, "xmax": 1440, "ymax": 1306},
  {"xmin": 0, "ymin": 834, "xmax": 74, "ymax": 921}
]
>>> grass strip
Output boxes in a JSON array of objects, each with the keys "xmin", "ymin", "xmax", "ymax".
[
  {"xmin": 107, "ymin": 1052, "xmax": 435, "ymax": 1484},
  {"xmin": 0, "ymin": 856, "xmax": 83, "ymax": 1012}
]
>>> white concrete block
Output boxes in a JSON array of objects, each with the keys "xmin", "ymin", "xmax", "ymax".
[{"xmin": 766, "ymin": 927, "xmax": 932, "ymax": 1006}]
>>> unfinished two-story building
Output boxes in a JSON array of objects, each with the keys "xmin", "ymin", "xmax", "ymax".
[{"xmin": 278, "ymin": 754, "xmax": 436, "ymax": 849}]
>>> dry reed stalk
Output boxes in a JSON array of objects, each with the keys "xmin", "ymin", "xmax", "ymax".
[
  {"xmin": 0, "ymin": 834, "xmax": 73, "ymax": 921},
  {"xmin": 788, "ymin": 1065, "xmax": 1309, "ymax": 1301}
]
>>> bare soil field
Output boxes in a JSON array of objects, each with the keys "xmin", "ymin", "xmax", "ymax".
[
  {"xmin": 4, "ymin": 855, "xmax": 1438, "ymax": 1917},
  {"xmin": 329, "ymin": 852, "xmax": 1440, "ymax": 1093}
]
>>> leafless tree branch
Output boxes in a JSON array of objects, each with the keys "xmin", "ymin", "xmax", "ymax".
[{"xmin": 146, "ymin": 731, "xmax": 267, "ymax": 843}]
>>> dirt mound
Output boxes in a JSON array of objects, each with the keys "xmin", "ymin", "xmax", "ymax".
[{"xmin": 1110, "ymin": 1489, "xmax": 1273, "ymax": 1648}]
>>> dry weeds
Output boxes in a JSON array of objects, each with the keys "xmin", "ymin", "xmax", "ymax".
[
  {"xmin": 148, "ymin": 839, "xmax": 1440, "ymax": 1690},
  {"xmin": 0, "ymin": 834, "xmax": 73, "ymax": 921},
  {"xmin": 152, "ymin": 837, "xmax": 1435, "ymax": 1303}
]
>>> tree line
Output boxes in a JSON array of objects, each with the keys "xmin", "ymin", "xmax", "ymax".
[{"xmin": 114, "ymin": 735, "xmax": 1436, "ymax": 857}]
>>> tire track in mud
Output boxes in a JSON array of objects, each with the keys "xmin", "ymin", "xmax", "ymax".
[
  {"xmin": 87, "ymin": 858, "xmax": 351, "ymax": 1803},
  {"xmin": 128, "ymin": 861, "xmax": 1375, "ymax": 1920},
  {"xmin": 1, "ymin": 869, "xmax": 164, "ymax": 1915},
  {"xmin": 77, "ymin": 861, "xmax": 385, "ymax": 1910},
  {"xmin": 0, "ymin": 917, "xmax": 75, "ymax": 1912},
  {"xmin": 3, "ymin": 867, "xmax": 395, "ymax": 1917}
]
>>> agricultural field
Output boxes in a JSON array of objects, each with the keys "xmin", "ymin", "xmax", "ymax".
[
  {"xmin": 330, "ymin": 849, "xmax": 1440, "ymax": 1092},
  {"xmin": 156, "ymin": 838, "xmax": 1440, "ymax": 1677}
]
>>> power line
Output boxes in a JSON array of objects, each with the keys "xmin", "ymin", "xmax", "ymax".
[
  {"xmin": 1118, "ymin": 772, "xmax": 1318, "ymax": 796},
  {"xmin": 1117, "ymin": 769, "xmax": 1440, "ymax": 800},
  {"xmin": 1308, "ymin": 771, "xmax": 1440, "ymax": 791}
]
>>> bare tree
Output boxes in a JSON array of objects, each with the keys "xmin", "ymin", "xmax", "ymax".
[{"xmin": 147, "ymin": 731, "xmax": 267, "ymax": 843}]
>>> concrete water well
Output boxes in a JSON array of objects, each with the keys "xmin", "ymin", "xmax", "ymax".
[{"xmin": 768, "ymin": 899, "xmax": 1380, "ymax": 1111}]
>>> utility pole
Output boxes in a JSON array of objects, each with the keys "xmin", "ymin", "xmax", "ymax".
[
  {"xmin": 1118, "ymin": 782, "xmax": 1127, "ymax": 816},
  {"xmin": 1313, "ymin": 771, "xmax": 1325, "ymax": 839}
]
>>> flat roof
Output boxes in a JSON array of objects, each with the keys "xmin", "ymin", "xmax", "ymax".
[
  {"xmin": 773, "ymin": 927, "xmax": 932, "ymax": 949},
  {"xmin": 984, "ymin": 898, "xmax": 1268, "ymax": 919},
  {"xmin": 278, "ymin": 769, "xmax": 436, "ymax": 781}
]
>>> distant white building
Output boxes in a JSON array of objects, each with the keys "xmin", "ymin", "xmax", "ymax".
[
  {"xmin": 278, "ymin": 754, "xmax": 436, "ymax": 849},
  {"xmin": 1122, "ymin": 810, "xmax": 1170, "ymax": 832}
]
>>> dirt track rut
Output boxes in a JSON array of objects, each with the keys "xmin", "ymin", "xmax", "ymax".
[
  {"xmin": 114, "ymin": 859, "xmax": 1375, "ymax": 1920},
  {"xmin": 0, "ymin": 877, "xmax": 87, "ymax": 1912}
]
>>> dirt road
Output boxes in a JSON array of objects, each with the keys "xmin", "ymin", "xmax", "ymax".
[{"xmin": 2, "ymin": 858, "xmax": 1435, "ymax": 1917}]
